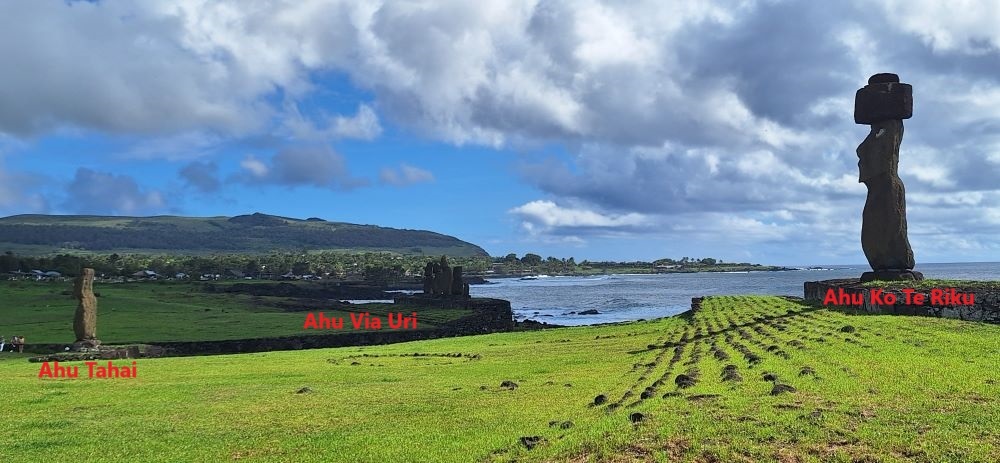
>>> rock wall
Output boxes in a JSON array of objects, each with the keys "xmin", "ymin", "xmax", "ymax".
[{"xmin": 804, "ymin": 279, "xmax": 1000, "ymax": 324}]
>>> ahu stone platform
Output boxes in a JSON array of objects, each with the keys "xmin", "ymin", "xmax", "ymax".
[{"xmin": 804, "ymin": 279, "xmax": 1000, "ymax": 324}]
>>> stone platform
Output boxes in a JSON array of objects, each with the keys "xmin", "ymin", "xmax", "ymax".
[{"xmin": 804, "ymin": 279, "xmax": 1000, "ymax": 324}]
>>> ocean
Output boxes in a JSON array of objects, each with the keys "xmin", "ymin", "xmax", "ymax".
[{"xmin": 469, "ymin": 262, "xmax": 1000, "ymax": 326}]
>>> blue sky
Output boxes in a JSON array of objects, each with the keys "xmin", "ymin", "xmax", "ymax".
[{"xmin": 2, "ymin": 1, "xmax": 1000, "ymax": 265}]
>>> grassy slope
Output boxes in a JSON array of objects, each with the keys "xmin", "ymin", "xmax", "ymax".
[
  {"xmin": 0, "ymin": 213, "xmax": 488, "ymax": 257},
  {"xmin": 1, "ymin": 296, "xmax": 998, "ymax": 462},
  {"xmin": 0, "ymin": 281, "xmax": 469, "ymax": 343}
]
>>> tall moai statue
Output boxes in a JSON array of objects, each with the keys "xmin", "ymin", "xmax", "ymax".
[
  {"xmin": 422, "ymin": 262, "xmax": 434, "ymax": 294},
  {"xmin": 854, "ymin": 73, "xmax": 923, "ymax": 282},
  {"xmin": 451, "ymin": 266, "xmax": 464, "ymax": 295},
  {"xmin": 73, "ymin": 268, "xmax": 101, "ymax": 348},
  {"xmin": 438, "ymin": 256, "xmax": 453, "ymax": 295}
]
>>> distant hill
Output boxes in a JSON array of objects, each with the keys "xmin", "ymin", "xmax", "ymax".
[{"xmin": 0, "ymin": 213, "xmax": 488, "ymax": 257}]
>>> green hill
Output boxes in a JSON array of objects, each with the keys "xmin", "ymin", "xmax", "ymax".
[
  {"xmin": 2, "ymin": 295, "xmax": 997, "ymax": 461},
  {"xmin": 0, "ymin": 213, "xmax": 488, "ymax": 257}
]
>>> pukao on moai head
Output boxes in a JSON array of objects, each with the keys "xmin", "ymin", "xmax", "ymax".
[{"xmin": 853, "ymin": 73, "xmax": 922, "ymax": 282}]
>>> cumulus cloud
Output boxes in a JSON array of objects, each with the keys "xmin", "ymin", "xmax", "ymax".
[
  {"xmin": 65, "ymin": 168, "xmax": 166, "ymax": 215},
  {"xmin": 286, "ymin": 103, "xmax": 383, "ymax": 141},
  {"xmin": 1, "ymin": 0, "xmax": 999, "ymax": 261},
  {"xmin": 510, "ymin": 200, "xmax": 649, "ymax": 235},
  {"xmin": 236, "ymin": 146, "xmax": 366, "ymax": 190},
  {"xmin": 179, "ymin": 161, "xmax": 221, "ymax": 193},
  {"xmin": 378, "ymin": 164, "xmax": 434, "ymax": 187},
  {"xmin": 0, "ymin": 160, "xmax": 48, "ymax": 215}
]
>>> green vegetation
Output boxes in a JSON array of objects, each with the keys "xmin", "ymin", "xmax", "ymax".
[
  {"xmin": 492, "ymin": 253, "xmax": 791, "ymax": 276},
  {"xmin": 1, "ymin": 295, "xmax": 997, "ymax": 461},
  {"xmin": 0, "ymin": 281, "xmax": 470, "ymax": 344},
  {"xmin": 0, "ymin": 212, "xmax": 487, "ymax": 257},
  {"xmin": 864, "ymin": 278, "xmax": 1000, "ymax": 290}
]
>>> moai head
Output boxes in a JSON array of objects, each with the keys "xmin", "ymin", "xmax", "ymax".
[{"xmin": 854, "ymin": 73, "xmax": 912, "ymax": 125}]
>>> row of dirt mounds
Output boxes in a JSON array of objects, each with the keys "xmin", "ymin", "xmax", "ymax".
[{"xmin": 592, "ymin": 296, "xmax": 871, "ymax": 414}]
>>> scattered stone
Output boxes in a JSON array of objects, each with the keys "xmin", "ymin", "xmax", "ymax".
[
  {"xmin": 350, "ymin": 361, "xmax": 361, "ymax": 365},
  {"xmin": 770, "ymin": 384, "xmax": 797, "ymax": 395},
  {"xmin": 559, "ymin": 421, "xmax": 573, "ymax": 429},
  {"xmin": 840, "ymin": 325, "xmax": 857, "ymax": 333},
  {"xmin": 628, "ymin": 412, "xmax": 646, "ymax": 424},
  {"xmin": 662, "ymin": 392, "xmax": 682, "ymax": 398},
  {"xmin": 687, "ymin": 394, "xmax": 721, "ymax": 401},
  {"xmin": 799, "ymin": 366, "xmax": 817, "ymax": 377},
  {"xmin": 593, "ymin": 394, "xmax": 607, "ymax": 406},
  {"xmin": 296, "ymin": 387, "xmax": 313, "ymax": 394},
  {"xmin": 578, "ymin": 309, "xmax": 601, "ymax": 315},
  {"xmin": 713, "ymin": 350, "xmax": 730, "ymax": 361},
  {"xmin": 479, "ymin": 385, "xmax": 489, "ymax": 390},
  {"xmin": 519, "ymin": 436, "xmax": 545, "ymax": 450},
  {"xmin": 548, "ymin": 420, "xmax": 559, "ymax": 428},
  {"xmin": 762, "ymin": 372, "xmax": 779, "ymax": 382},
  {"xmin": 500, "ymin": 380, "xmax": 518, "ymax": 390}
]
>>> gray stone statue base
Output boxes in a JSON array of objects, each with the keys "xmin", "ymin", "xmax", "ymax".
[{"xmin": 860, "ymin": 270, "xmax": 924, "ymax": 283}]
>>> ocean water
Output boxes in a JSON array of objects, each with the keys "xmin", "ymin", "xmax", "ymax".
[{"xmin": 469, "ymin": 262, "xmax": 1000, "ymax": 326}]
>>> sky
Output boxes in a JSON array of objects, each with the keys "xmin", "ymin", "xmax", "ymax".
[{"xmin": 1, "ymin": 0, "xmax": 999, "ymax": 265}]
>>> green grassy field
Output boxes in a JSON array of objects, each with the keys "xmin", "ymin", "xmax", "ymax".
[
  {"xmin": 0, "ymin": 281, "xmax": 469, "ymax": 344},
  {"xmin": 1, "ymin": 295, "xmax": 997, "ymax": 462}
]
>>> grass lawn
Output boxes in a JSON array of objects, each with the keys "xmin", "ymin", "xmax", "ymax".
[
  {"xmin": 0, "ymin": 280, "xmax": 471, "ymax": 344},
  {"xmin": 1, "ymin": 295, "xmax": 997, "ymax": 462}
]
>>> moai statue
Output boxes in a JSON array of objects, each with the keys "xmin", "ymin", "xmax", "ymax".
[
  {"xmin": 73, "ymin": 268, "xmax": 101, "ymax": 348},
  {"xmin": 423, "ymin": 262, "xmax": 434, "ymax": 294},
  {"xmin": 854, "ymin": 73, "xmax": 923, "ymax": 282},
  {"xmin": 463, "ymin": 282, "xmax": 470, "ymax": 298},
  {"xmin": 451, "ymin": 266, "xmax": 463, "ymax": 295},
  {"xmin": 438, "ymin": 256, "xmax": 452, "ymax": 295},
  {"xmin": 431, "ymin": 262, "xmax": 443, "ymax": 295}
]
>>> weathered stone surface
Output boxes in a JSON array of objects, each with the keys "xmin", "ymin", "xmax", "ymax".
[
  {"xmin": 804, "ymin": 279, "xmax": 999, "ymax": 324},
  {"xmin": 868, "ymin": 73, "xmax": 899, "ymax": 84},
  {"xmin": 854, "ymin": 74, "xmax": 919, "ymax": 279},
  {"xmin": 857, "ymin": 120, "xmax": 916, "ymax": 272},
  {"xmin": 422, "ymin": 263, "xmax": 434, "ymax": 294},
  {"xmin": 438, "ymin": 256, "xmax": 452, "ymax": 295},
  {"xmin": 451, "ymin": 266, "xmax": 463, "ymax": 295},
  {"xmin": 73, "ymin": 268, "xmax": 99, "ymax": 344},
  {"xmin": 854, "ymin": 82, "xmax": 912, "ymax": 124}
]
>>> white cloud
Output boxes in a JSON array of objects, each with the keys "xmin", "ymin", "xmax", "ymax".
[
  {"xmin": 510, "ymin": 200, "xmax": 649, "ymax": 233},
  {"xmin": 379, "ymin": 164, "xmax": 434, "ymax": 186}
]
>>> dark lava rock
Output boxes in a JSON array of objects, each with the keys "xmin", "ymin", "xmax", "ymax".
[
  {"xmin": 593, "ymin": 394, "xmax": 607, "ymax": 406},
  {"xmin": 840, "ymin": 325, "xmax": 857, "ymax": 333},
  {"xmin": 763, "ymin": 372, "xmax": 779, "ymax": 382},
  {"xmin": 640, "ymin": 388, "xmax": 656, "ymax": 400},
  {"xmin": 771, "ymin": 384, "xmax": 797, "ymax": 395},
  {"xmin": 799, "ymin": 366, "xmax": 817, "ymax": 377},
  {"xmin": 350, "ymin": 361, "xmax": 361, "ymax": 366},
  {"xmin": 868, "ymin": 73, "xmax": 899, "ymax": 84},
  {"xmin": 296, "ymin": 387, "xmax": 313, "ymax": 394},
  {"xmin": 628, "ymin": 412, "xmax": 646, "ymax": 424},
  {"xmin": 713, "ymin": 350, "xmax": 730, "ymax": 361},
  {"xmin": 519, "ymin": 436, "xmax": 545, "ymax": 450},
  {"xmin": 479, "ymin": 385, "xmax": 488, "ymax": 390},
  {"xmin": 662, "ymin": 391, "xmax": 683, "ymax": 398},
  {"xmin": 675, "ymin": 374, "xmax": 697, "ymax": 388},
  {"xmin": 559, "ymin": 421, "xmax": 573, "ymax": 429},
  {"xmin": 500, "ymin": 380, "xmax": 518, "ymax": 390},
  {"xmin": 578, "ymin": 309, "xmax": 601, "ymax": 315}
]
